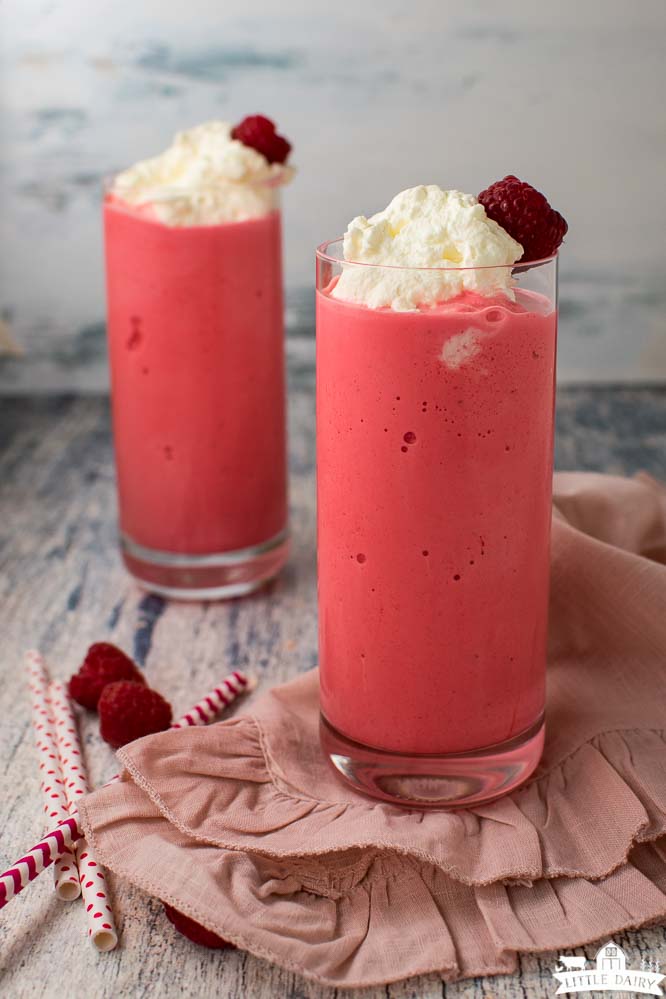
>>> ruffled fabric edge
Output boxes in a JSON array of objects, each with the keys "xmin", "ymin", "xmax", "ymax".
[
  {"xmin": 79, "ymin": 781, "xmax": 666, "ymax": 987},
  {"xmin": 104, "ymin": 711, "xmax": 666, "ymax": 888}
]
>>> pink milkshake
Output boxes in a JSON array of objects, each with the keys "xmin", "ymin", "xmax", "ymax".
[
  {"xmin": 104, "ymin": 118, "xmax": 294, "ymax": 598},
  {"xmin": 317, "ymin": 183, "xmax": 565, "ymax": 807}
]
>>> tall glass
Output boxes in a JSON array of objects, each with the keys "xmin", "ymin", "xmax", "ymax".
[
  {"xmin": 104, "ymin": 183, "xmax": 289, "ymax": 599},
  {"xmin": 316, "ymin": 241, "xmax": 558, "ymax": 807}
]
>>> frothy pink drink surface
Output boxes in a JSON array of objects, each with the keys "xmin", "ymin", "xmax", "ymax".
[
  {"xmin": 317, "ymin": 289, "xmax": 557, "ymax": 755},
  {"xmin": 104, "ymin": 200, "xmax": 287, "ymax": 555}
]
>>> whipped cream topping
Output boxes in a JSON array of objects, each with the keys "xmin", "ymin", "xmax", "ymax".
[
  {"xmin": 112, "ymin": 120, "xmax": 294, "ymax": 226},
  {"xmin": 331, "ymin": 186, "xmax": 523, "ymax": 311}
]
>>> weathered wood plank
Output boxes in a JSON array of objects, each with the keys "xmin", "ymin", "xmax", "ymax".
[{"xmin": 0, "ymin": 386, "xmax": 665, "ymax": 998}]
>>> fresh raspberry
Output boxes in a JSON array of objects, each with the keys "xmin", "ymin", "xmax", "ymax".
[
  {"xmin": 163, "ymin": 904, "xmax": 235, "ymax": 950},
  {"xmin": 98, "ymin": 681, "xmax": 172, "ymax": 748},
  {"xmin": 230, "ymin": 114, "xmax": 291, "ymax": 165},
  {"xmin": 478, "ymin": 175, "xmax": 567, "ymax": 262},
  {"xmin": 68, "ymin": 643, "xmax": 146, "ymax": 711}
]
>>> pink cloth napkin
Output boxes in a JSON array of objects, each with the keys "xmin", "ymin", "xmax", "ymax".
[{"xmin": 79, "ymin": 472, "xmax": 666, "ymax": 988}]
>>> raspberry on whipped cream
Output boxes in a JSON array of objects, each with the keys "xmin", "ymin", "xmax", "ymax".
[
  {"xmin": 478, "ymin": 175, "xmax": 567, "ymax": 262},
  {"xmin": 331, "ymin": 185, "xmax": 523, "ymax": 312},
  {"xmin": 112, "ymin": 120, "xmax": 294, "ymax": 226},
  {"xmin": 231, "ymin": 115, "xmax": 291, "ymax": 165}
]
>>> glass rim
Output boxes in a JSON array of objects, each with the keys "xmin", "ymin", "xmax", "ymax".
[{"xmin": 316, "ymin": 236, "xmax": 557, "ymax": 273}]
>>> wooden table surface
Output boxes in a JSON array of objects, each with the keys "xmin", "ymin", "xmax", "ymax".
[{"xmin": 1, "ymin": 381, "xmax": 665, "ymax": 999}]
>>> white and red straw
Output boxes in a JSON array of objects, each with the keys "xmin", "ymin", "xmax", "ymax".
[
  {"xmin": 171, "ymin": 671, "xmax": 252, "ymax": 728},
  {"xmin": 0, "ymin": 817, "xmax": 80, "ymax": 907},
  {"xmin": 0, "ymin": 667, "xmax": 253, "ymax": 915},
  {"xmin": 25, "ymin": 650, "xmax": 81, "ymax": 901},
  {"xmin": 50, "ymin": 682, "xmax": 119, "ymax": 952}
]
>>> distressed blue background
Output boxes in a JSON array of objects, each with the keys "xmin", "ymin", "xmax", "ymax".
[{"xmin": 0, "ymin": 0, "xmax": 664, "ymax": 390}]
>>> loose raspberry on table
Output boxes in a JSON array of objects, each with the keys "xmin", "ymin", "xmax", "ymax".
[
  {"xmin": 163, "ymin": 904, "xmax": 236, "ymax": 949},
  {"xmin": 230, "ymin": 114, "xmax": 292, "ymax": 165},
  {"xmin": 98, "ymin": 681, "xmax": 172, "ymax": 748},
  {"xmin": 478, "ymin": 175, "xmax": 567, "ymax": 262},
  {"xmin": 68, "ymin": 643, "xmax": 146, "ymax": 711}
]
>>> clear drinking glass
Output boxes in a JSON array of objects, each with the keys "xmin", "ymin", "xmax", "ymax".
[
  {"xmin": 103, "ymin": 180, "xmax": 290, "ymax": 599},
  {"xmin": 316, "ymin": 240, "xmax": 558, "ymax": 807}
]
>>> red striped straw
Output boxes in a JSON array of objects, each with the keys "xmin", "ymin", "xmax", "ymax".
[
  {"xmin": 25, "ymin": 650, "xmax": 81, "ymax": 901},
  {"xmin": 0, "ymin": 818, "xmax": 80, "ymax": 908},
  {"xmin": 171, "ymin": 671, "xmax": 253, "ymax": 728},
  {"xmin": 0, "ymin": 669, "xmax": 253, "ymax": 912}
]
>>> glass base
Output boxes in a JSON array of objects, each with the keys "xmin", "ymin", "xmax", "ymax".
[
  {"xmin": 120, "ymin": 528, "xmax": 289, "ymax": 601},
  {"xmin": 320, "ymin": 713, "xmax": 545, "ymax": 809}
]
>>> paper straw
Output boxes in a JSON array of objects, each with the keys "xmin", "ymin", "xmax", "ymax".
[
  {"xmin": 171, "ymin": 671, "xmax": 254, "ymax": 728},
  {"xmin": 0, "ymin": 817, "xmax": 81, "ymax": 908},
  {"xmin": 25, "ymin": 650, "xmax": 81, "ymax": 902},
  {"xmin": 52, "ymin": 848, "xmax": 79, "ymax": 900},
  {"xmin": 50, "ymin": 682, "xmax": 118, "ymax": 952},
  {"xmin": 0, "ymin": 670, "xmax": 253, "ymax": 913}
]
